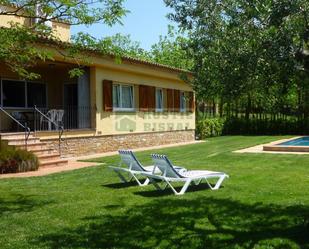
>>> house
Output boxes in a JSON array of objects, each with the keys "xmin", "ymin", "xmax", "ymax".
[{"xmin": 0, "ymin": 5, "xmax": 195, "ymax": 159}]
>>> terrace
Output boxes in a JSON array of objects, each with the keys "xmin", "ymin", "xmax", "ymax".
[{"xmin": 0, "ymin": 62, "xmax": 93, "ymax": 133}]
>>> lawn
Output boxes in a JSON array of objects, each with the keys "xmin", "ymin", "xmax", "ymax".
[{"xmin": 0, "ymin": 136, "xmax": 309, "ymax": 249}]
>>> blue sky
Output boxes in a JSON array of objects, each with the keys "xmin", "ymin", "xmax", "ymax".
[{"xmin": 71, "ymin": 0, "xmax": 174, "ymax": 51}]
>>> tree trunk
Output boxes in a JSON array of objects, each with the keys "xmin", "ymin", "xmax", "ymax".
[
  {"xmin": 245, "ymin": 94, "xmax": 251, "ymax": 120},
  {"xmin": 219, "ymin": 97, "xmax": 224, "ymax": 117}
]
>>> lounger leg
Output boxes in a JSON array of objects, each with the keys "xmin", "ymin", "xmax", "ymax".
[
  {"xmin": 205, "ymin": 175, "xmax": 227, "ymax": 190},
  {"xmin": 167, "ymin": 179, "xmax": 191, "ymax": 195},
  {"xmin": 178, "ymin": 179, "xmax": 192, "ymax": 195},
  {"xmin": 192, "ymin": 179, "xmax": 202, "ymax": 185},
  {"xmin": 127, "ymin": 174, "xmax": 134, "ymax": 182},
  {"xmin": 148, "ymin": 178, "xmax": 163, "ymax": 190},
  {"xmin": 131, "ymin": 174, "xmax": 150, "ymax": 186},
  {"xmin": 162, "ymin": 182, "xmax": 169, "ymax": 190},
  {"xmin": 114, "ymin": 170, "xmax": 129, "ymax": 183},
  {"xmin": 113, "ymin": 170, "xmax": 149, "ymax": 186},
  {"xmin": 212, "ymin": 175, "xmax": 227, "ymax": 190}
]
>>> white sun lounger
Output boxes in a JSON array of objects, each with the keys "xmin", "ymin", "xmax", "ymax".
[
  {"xmin": 109, "ymin": 150, "xmax": 186, "ymax": 186},
  {"xmin": 141, "ymin": 154, "xmax": 229, "ymax": 195}
]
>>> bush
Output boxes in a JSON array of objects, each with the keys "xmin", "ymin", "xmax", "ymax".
[
  {"xmin": 196, "ymin": 116, "xmax": 308, "ymax": 138},
  {"xmin": 222, "ymin": 117, "xmax": 309, "ymax": 135},
  {"xmin": 0, "ymin": 141, "xmax": 39, "ymax": 174},
  {"xmin": 196, "ymin": 118, "xmax": 224, "ymax": 139}
]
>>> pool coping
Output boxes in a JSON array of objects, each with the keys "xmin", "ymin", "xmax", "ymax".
[
  {"xmin": 235, "ymin": 136, "xmax": 309, "ymax": 154},
  {"xmin": 263, "ymin": 136, "xmax": 309, "ymax": 153}
]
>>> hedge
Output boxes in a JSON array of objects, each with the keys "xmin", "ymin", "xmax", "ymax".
[
  {"xmin": 196, "ymin": 117, "xmax": 309, "ymax": 138},
  {"xmin": 222, "ymin": 117, "xmax": 309, "ymax": 135}
]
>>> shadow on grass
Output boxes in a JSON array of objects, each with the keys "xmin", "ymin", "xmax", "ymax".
[
  {"xmin": 32, "ymin": 197, "xmax": 309, "ymax": 249},
  {"xmin": 134, "ymin": 182, "xmax": 216, "ymax": 197},
  {"xmin": 102, "ymin": 181, "xmax": 138, "ymax": 189},
  {"xmin": 0, "ymin": 194, "xmax": 54, "ymax": 215}
]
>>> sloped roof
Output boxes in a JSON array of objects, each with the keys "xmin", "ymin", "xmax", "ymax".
[{"xmin": 41, "ymin": 37, "xmax": 192, "ymax": 75}]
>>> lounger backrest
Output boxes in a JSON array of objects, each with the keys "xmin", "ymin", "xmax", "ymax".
[
  {"xmin": 118, "ymin": 150, "xmax": 145, "ymax": 171},
  {"xmin": 151, "ymin": 154, "xmax": 182, "ymax": 178}
]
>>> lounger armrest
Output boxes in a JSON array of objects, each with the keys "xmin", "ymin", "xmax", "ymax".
[
  {"xmin": 108, "ymin": 165, "xmax": 131, "ymax": 172},
  {"xmin": 159, "ymin": 165, "xmax": 187, "ymax": 173},
  {"xmin": 139, "ymin": 172, "xmax": 165, "ymax": 180},
  {"xmin": 174, "ymin": 166, "xmax": 187, "ymax": 173},
  {"xmin": 108, "ymin": 165, "xmax": 124, "ymax": 169}
]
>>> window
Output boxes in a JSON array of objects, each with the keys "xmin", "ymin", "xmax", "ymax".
[
  {"xmin": 2, "ymin": 80, "xmax": 26, "ymax": 107},
  {"xmin": 113, "ymin": 84, "xmax": 134, "ymax": 111},
  {"xmin": 1, "ymin": 79, "xmax": 46, "ymax": 108},
  {"xmin": 156, "ymin": 88, "xmax": 163, "ymax": 112},
  {"xmin": 180, "ymin": 91, "xmax": 186, "ymax": 112}
]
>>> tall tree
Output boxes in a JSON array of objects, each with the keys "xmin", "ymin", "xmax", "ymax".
[
  {"xmin": 72, "ymin": 27, "xmax": 192, "ymax": 71},
  {"xmin": 165, "ymin": 0, "xmax": 309, "ymax": 119},
  {"xmin": 150, "ymin": 25, "xmax": 193, "ymax": 70},
  {"xmin": 71, "ymin": 32, "xmax": 150, "ymax": 63}
]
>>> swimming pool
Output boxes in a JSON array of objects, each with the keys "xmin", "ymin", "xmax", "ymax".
[
  {"xmin": 263, "ymin": 136, "xmax": 309, "ymax": 153},
  {"xmin": 278, "ymin": 137, "xmax": 309, "ymax": 146}
]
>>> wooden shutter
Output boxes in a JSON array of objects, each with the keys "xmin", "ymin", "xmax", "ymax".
[
  {"xmin": 148, "ymin": 86, "xmax": 156, "ymax": 111},
  {"xmin": 103, "ymin": 80, "xmax": 113, "ymax": 112},
  {"xmin": 173, "ymin": 90, "xmax": 180, "ymax": 112},
  {"xmin": 167, "ymin": 89, "xmax": 174, "ymax": 112},
  {"xmin": 188, "ymin": 91, "xmax": 195, "ymax": 112},
  {"xmin": 139, "ymin": 85, "xmax": 156, "ymax": 111},
  {"xmin": 139, "ymin": 85, "xmax": 148, "ymax": 111}
]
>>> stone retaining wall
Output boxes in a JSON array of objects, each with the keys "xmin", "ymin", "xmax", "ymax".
[{"xmin": 42, "ymin": 130, "xmax": 195, "ymax": 158}]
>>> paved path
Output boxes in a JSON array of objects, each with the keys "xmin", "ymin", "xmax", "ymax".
[
  {"xmin": 0, "ymin": 161, "xmax": 100, "ymax": 179},
  {"xmin": 0, "ymin": 140, "xmax": 203, "ymax": 179},
  {"xmin": 70, "ymin": 140, "xmax": 204, "ymax": 161}
]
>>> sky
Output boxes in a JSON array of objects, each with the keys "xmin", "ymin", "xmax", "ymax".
[{"xmin": 71, "ymin": 0, "xmax": 174, "ymax": 51}]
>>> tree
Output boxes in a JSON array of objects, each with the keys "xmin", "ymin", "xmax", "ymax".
[
  {"xmin": 0, "ymin": 0, "xmax": 127, "ymax": 79},
  {"xmin": 72, "ymin": 32, "xmax": 151, "ymax": 61},
  {"xmin": 164, "ymin": 0, "xmax": 309, "ymax": 121},
  {"xmin": 150, "ymin": 25, "xmax": 193, "ymax": 71},
  {"xmin": 72, "ymin": 27, "xmax": 192, "ymax": 71}
]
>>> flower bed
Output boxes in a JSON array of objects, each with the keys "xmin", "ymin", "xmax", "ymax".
[{"xmin": 0, "ymin": 141, "xmax": 39, "ymax": 174}]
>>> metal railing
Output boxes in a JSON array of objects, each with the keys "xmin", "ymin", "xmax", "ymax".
[
  {"xmin": 0, "ymin": 107, "xmax": 31, "ymax": 150},
  {"xmin": 34, "ymin": 106, "xmax": 64, "ymax": 154},
  {"xmin": 33, "ymin": 106, "xmax": 93, "ymax": 131}
]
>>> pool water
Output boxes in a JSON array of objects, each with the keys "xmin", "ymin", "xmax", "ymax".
[{"xmin": 279, "ymin": 137, "xmax": 309, "ymax": 146}]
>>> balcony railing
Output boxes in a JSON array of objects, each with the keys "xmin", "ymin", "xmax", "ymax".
[{"xmin": 33, "ymin": 106, "xmax": 93, "ymax": 131}]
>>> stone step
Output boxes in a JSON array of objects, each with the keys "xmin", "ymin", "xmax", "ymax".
[
  {"xmin": 30, "ymin": 148, "xmax": 57, "ymax": 156},
  {"xmin": 1, "ymin": 132, "xmax": 67, "ymax": 168},
  {"xmin": 39, "ymin": 158, "xmax": 68, "ymax": 168},
  {"xmin": 37, "ymin": 153, "xmax": 61, "ymax": 163},
  {"xmin": 6, "ymin": 137, "xmax": 40, "ymax": 145},
  {"xmin": 15, "ymin": 142, "xmax": 48, "ymax": 151},
  {"xmin": 0, "ymin": 132, "xmax": 35, "ymax": 140}
]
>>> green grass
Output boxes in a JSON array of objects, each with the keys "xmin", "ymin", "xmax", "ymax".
[{"xmin": 0, "ymin": 136, "xmax": 309, "ymax": 249}]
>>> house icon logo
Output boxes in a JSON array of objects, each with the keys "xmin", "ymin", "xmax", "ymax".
[{"xmin": 115, "ymin": 115, "xmax": 136, "ymax": 132}]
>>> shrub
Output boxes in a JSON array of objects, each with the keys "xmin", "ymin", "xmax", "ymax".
[
  {"xmin": 222, "ymin": 117, "xmax": 309, "ymax": 135},
  {"xmin": 0, "ymin": 141, "xmax": 39, "ymax": 174},
  {"xmin": 196, "ymin": 118, "xmax": 224, "ymax": 139},
  {"xmin": 196, "ymin": 116, "xmax": 308, "ymax": 138}
]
